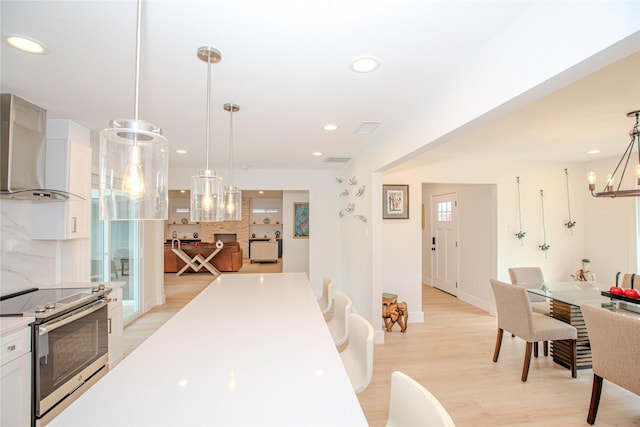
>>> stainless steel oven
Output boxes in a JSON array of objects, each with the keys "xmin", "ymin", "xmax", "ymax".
[
  {"xmin": 0, "ymin": 285, "xmax": 111, "ymax": 426},
  {"xmin": 34, "ymin": 298, "xmax": 108, "ymax": 420}
]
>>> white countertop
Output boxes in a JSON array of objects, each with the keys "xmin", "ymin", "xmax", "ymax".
[
  {"xmin": 50, "ymin": 273, "xmax": 367, "ymax": 426},
  {"xmin": 0, "ymin": 316, "xmax": 34, "ymax": 336}
]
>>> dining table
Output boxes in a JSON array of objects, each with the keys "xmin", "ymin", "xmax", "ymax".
[
  {"xmin": 49, "ymin": 272, "xmax": 368, "ymax": 426},
  {"xmin": 527, "ymin": 281, "xmax": 640, "ymax": 370}
]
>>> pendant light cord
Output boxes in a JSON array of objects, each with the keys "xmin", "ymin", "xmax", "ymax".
[
  {"xmin": 228, "ymin": 108, "xmax": 234, "ymax": 186},
  {"xmin": 205, "ymin": 52, "xmax": 211, "ymax": 171},
  {"xmin": 133, "ymin": 0, "xmax": 142, "ymax": 124},
  {"xmin": 517, "ymin": 176, "xmax": 523, "ymax": 232},
  {"xmin": 565, "ymin": 169, "xmax": 572, "ymax": 220}
]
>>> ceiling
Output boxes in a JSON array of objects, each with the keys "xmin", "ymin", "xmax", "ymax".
[{"xmin": 1, "ymin": 1, "xmax": 638, "ymax": 175}]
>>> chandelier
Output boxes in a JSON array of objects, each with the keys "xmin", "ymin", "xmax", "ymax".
[
  {"xmin": 588, "ymin": 110, "xmax": 640, "ymax": 198},
  {"xmin": 99, "ymin": 0, "xmax": 169, "ymax": 220},
  {"xmin": 191, "ymin": 46, "xmax": 225, "ymax": 222}
]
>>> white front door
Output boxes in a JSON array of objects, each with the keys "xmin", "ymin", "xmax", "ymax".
[{"xmin": 432, "ymin": 193, "xmax": 459, "ymax": 296}]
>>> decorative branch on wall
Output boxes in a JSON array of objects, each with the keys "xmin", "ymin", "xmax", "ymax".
[
  {"xmin": 335, "ymin": 177, "xmax": 343, "ymax": 183},
  {"xmin": 515, "ymin": 176, "xmax": 526, "ymax": 244},
  {"xmin": 339, "ymin": 189, "xmax": 349, "ymax": 197},
  {"xmin": 539, "ymin": 189, "xmax": 551, "ymax": 255},
  {"xmin": 354, "ymin": 214, "xmax": 367, "ymax": 223},
  {"xmin": 355, "ymin": 185, "xmax": 365, "ymax": 197},
  {"xmin": 348, "ymin": 176, "xmax": 357, "ymax": 185},
  {"xmin": 564, "ymin": 168, "xmax": 576, "ymax": 232},
  {"xmin": 338, "ymin": 209, "xmax": 345, "ymax": 218},
  {"xmin": 344, "ymin": 203, "xmax": 355, "ymax": 213}
]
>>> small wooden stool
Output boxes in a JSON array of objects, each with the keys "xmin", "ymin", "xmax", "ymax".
[{"xmin": 382, "ymin": 293, "xmax": 408, "ymax": 332}]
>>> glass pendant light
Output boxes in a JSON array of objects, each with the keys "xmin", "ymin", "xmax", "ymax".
[
  {"xmin": 224, "ymin": 103, "xmax": 242, "ymax": 221},
  {"xmin": 99, "ymin": 0, "xmax": 168, "ymax": 220},
  {"xmin": 191, "ymin": 46, "xmax": 224, "ymax": 222}
]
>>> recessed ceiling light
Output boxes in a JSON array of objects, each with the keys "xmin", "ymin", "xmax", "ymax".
[
  {"xmin": 3, "ymin": 34, "xmax": 49, "ymax": 55},
  {"xmin": 323, "ymin": 123, "xmax": 339, "ymax": 131},
  {"xmin": 350, "ymin": 56, "xmax": 380, "ymax": 73},
  {"xmin": 175, "ymin": 149, "xmax": 188, "ymax": 154},
  {"xmin": 312, "ymin": 152, "xmax": 323, "ymax": 157},
  {"xmin": 586, "ymin": 149, "xmax": 601, "ymax": 155}
]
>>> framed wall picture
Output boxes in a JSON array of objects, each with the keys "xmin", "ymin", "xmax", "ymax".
[
  {"xmin": 293, "ymin": 202, "xmax": 309, "ymax": 238},
  {"xmin": 383, "ymin": 185, "xmax": 409, "ymax": 219}
]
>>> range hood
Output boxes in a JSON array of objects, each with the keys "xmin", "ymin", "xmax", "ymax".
[{"xmin": 0, "ymin": 94, "xmax": 71, "ymax": 201}]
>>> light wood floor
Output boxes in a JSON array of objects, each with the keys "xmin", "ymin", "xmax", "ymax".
[{"xmin": 123, "ymin": 273, "xmax": 640, "ymax": 426}]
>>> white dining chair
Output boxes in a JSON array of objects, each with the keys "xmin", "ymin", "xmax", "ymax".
[
  {"xmin": 581, "ymin": 304, "xmax": 640, "ymax": 425},
  {"xmin": 490, "ymin": 279, "xmax": 577, "ymax": 382},
  {"xmin": 340, "ymin": 313, "xmax": 374, "ymax": 393},
  {"xmin": 317, "ymin": 277, "xmax": 334, "ymax": 315},
  {"xmin": 327, "ymin": 291, "xmax": 352, "ymax": 346},
  {"xmin": 615, "ymin": 272, "xmax": 636, "ymax": 288},
  {"xmin": 386, "ymin": 371, "xmax": 456, "ymax": 427},
  {"xmin": 508, "ymin": 267, "xmax": 550, "ymax": 315}
]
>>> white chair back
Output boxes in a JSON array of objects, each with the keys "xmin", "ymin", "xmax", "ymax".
[
  {"xmin": 508, "ymin": 267, "xmax": 548, "ymax": 306},
  {"xmin": 582, "ymin": 304, "xmax": 640, "ymax": 394},
  {"xmin": 615, "ymin": 272, "xmax": 636, "ymax": 288},
  {"xmin": 327, "ymin": 291, "xmax": 352, "ymax": 346},
  {"xmin": 386, "ymin": 371, "xmax": 456, "ymax": 427},
  {"xmin": 340, "ymin": 312, "xmax": 374, "ymax": 393},
  {"xmin": 582, "ymin": 304, "xmax": 640, "ymax": 424},
  {"xmin": 317, "ymin": 277, "xmax": 333, "ymax": 314}
]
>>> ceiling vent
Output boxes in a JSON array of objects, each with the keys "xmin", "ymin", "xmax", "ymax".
[
  {"xmin": 323, "ymin": 156, "xmax": 352, "ymax": 163},
  {"xmin": 355, "ymin": 121, "xmax": 381, "ymax": 134}
]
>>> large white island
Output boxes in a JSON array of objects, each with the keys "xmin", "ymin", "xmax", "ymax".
[{"xmin": 50, "ymin": 272, "xmax": 368, "ymax": 426}]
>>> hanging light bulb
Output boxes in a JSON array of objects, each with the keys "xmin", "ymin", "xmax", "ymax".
[
  {"xmin": 122, "ymin": 145, "xmax": 144, "ymax": 199},
  {"xmin": 99, "ymin": 0, "xmax": 168, "ymax": 220},
  {"xmin": 191, "ymin": 46, "xmax": 224, "ymax": 222},
  {"xmin": 224, "ymin": 103, "xmax": 242, "ymax": 221}
]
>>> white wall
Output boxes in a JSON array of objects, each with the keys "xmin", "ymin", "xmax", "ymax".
[
  {"xmin": 142, "ymin": 221, "xmax": 165, "ymax": 311},
  {"xmin": 583, "ymin": 156, "xmax": 639, "ymax": 284},
  {"xmin": 421, "ymin": 184, "xmax": 497, "ymax": 311},
  {"xmin": 384, "ymin": 158, "xmax": 590, "ymax": 314},
  {"xmin": 169, "ymin": 167, "xmax": 339, "ymax": 298},
  {"xmin": 337, "ymin": 4, "xmax": 639, "ymax": 342},
  {"xmin": 282, "ymin": 191, "xmax": 309, "ymax": 275}
]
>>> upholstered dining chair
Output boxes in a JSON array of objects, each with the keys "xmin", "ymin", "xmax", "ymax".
[
  {"xmin": 327, "ymin": 291, "xmax": 352, "ymax": 346},
  {"xmin": 615, "ymin": 272, "xmax": 636, "ymax": 289},
  {"xmin": 489, "ymin": 279, "xmax": 577, "ymax": 382},
  {"xmin": 317, "ymin": 277, "xmax": 334, "ymax": 315},
  {"xmin": 508, "ymin": 267, "xmax": 550, "ymax": 315},
  {"xmin": 581, "ymin": 304, "xmax": 640, "ymax": 425},
  {"xmin": 385, "ymin": 371, "xmax": 456, "ymax": 427},
  {"xmin": 340, "ymin": 313, "xmax": 374, "ymax": 393}
]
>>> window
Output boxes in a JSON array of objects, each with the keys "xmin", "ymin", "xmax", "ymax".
[
  {"xmin": 251, "ymin": 208, "xmax": 279, "ymax": 214},
  {"xmin": 437, "ymin": 201, "xmax": 452, "ymax": 222}
]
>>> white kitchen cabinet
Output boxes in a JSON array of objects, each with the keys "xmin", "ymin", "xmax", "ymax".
[
  {"xmin": 108, "ymin": 287, "xmax": 124, "ymax": 369},
  {"xmin": 0, "ymin": 326, "xmax": 31, "ymax": 427},
  {"xmin": 32, "ymin": 119, "xmax": 91, "ymax": 240}
]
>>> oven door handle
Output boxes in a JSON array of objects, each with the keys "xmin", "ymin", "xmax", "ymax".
[{"xmin": 38, "ymin": 299, "xmax": 107, "ymax": 335}]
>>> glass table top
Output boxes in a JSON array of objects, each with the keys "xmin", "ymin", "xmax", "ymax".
[{"xmin": 526, "ymin": 282, "xmax": 640, "ymax": 318}]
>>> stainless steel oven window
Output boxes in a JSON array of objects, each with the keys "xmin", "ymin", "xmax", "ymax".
[{"xmin": 35, "ymin": 304, "xmax": 108, "ymax": 410}]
